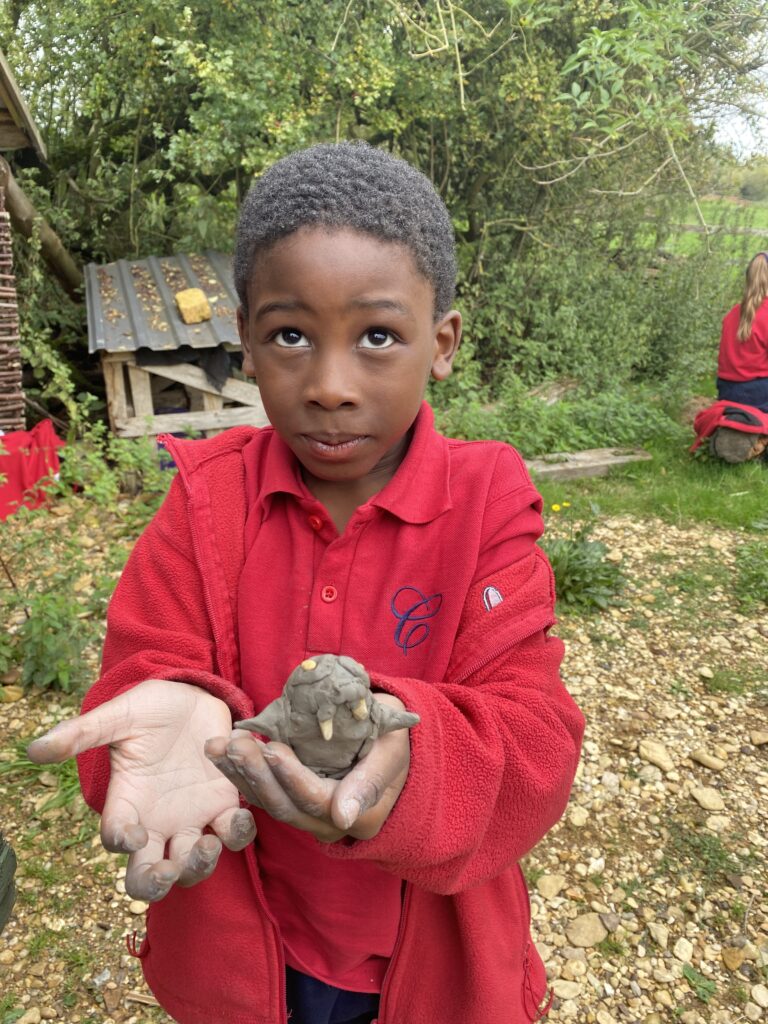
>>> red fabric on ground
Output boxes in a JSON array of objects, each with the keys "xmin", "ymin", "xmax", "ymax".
[
  {"xmin": 0, "ymin": 420, "xmax": 64, "ymax": 521},
  {"xmin": 690, "ymin": 399, "xmax": 768, "ymax": 451}
]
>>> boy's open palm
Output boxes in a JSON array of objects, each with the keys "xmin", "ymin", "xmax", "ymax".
[{"xmin": 27, "ymin": 680, "xmax": 256, "ymax": 902}]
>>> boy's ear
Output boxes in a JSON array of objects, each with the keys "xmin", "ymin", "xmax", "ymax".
[
  {"xmin": 431, "ymin": 310, "xmax": 462, "ymax": 381},
  {"xmin": 236, "ymin": 305, "xmax": 257, "ymax": 379}
]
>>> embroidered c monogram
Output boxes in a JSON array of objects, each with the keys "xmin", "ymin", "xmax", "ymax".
[{"xmin": 390, "ymin": 586, "xmax": 442, "ymax": 654}]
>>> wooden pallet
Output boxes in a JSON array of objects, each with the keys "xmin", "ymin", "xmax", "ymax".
[
  {"xmin": 101, "ymin": 351, "xmax": 268, "ymax": 438},
  {"xmin": 525, "ymin": 446, "xmax": 652, "ymax": 481}
]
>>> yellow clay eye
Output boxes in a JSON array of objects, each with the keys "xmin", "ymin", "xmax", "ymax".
[{"xmin": 301, "ymin": 659, "xmax": 317, "ymax": 671}]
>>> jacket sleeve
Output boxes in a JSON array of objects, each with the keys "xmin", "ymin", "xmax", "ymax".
[
  {"xmin": 77, "ymin": 475, "xmax": 255, "ymax": 813},
  {"xmin": 325, "ymin": 535, "xmax": 584, "ymax": 896}
]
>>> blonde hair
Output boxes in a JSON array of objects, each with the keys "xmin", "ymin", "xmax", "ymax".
[{"xmin": 737, "ymin": 252, "xmax": 768, "ymax": 341}]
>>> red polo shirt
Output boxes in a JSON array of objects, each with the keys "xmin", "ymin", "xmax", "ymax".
[
  {"xmin": 718, "ymin": 299, "xmax": 768, "ymax": 381},
  {"xmin": 237, "ymin": 403, "xmax": 542, "ymax": 992}
]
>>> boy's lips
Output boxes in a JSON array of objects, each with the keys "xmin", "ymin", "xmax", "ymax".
[{"xmin": 302, "ymin": 433, "xmax": 369, "ymax": 456}]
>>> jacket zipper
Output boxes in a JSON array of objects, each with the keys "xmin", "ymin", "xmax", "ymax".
[
  {"xmin": 452, "ymin": 614, "xmax": 555, "ymax": 685},
  {"xmin": 157, "ymin": 434, "xmax": 231, "ymax": 678},
  {"xmin": 374, "ymin": 882, "xmax": 413, "ymax": 1024}
]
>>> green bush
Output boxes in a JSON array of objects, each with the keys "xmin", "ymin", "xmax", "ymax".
[
  {"xmin": 20, "ymin": 591, "xmax": 89, "ymax": 692},
  {"xmin": 433, "ymin": 376, "xmax": 686, "ymax": 458},
  {"xmin": 739, "ymin": 164, "xmax": 768, "ymax": 202},
  {"xmin": 543, "ymin": 526, "xmax": 625, "ymax": 612},
  {"xmin": 0, "ymin": 630, "xmax": 19, "ymax": 676},
  {"xmin": 56, "ymin": 424, "xmax": 170, "ymax": 507}
]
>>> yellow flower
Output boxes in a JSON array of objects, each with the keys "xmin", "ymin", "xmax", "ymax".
[
  {"xmin": 562, "ymin": 501, "xmax": 571, "ymax": 508},
  {"xmin": 551, "ymin": 504, "xmax": 561, "ymax": 512}
]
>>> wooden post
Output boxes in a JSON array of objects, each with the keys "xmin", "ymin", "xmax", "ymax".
[{"xmin": 0, "ymin": 156, "xmax": 83, "ymax": 300}]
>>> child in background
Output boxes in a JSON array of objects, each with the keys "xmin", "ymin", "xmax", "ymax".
[
  {"xmin": 28, "ymin": 143, "xmax": 584, "ymax": 1024},
  {"xmin": 718, "ymin": 251, "xmax": 768, "ymax": 412}
]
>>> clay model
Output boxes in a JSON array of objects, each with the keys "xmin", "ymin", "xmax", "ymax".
[{"xmin": 235, "ymin": 654, "xmax": 419, "ymax": 779}]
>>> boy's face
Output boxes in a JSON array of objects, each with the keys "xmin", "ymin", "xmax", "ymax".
[{"xmin": 237, "ymin": 227, "xmax": 461, "ymax": 503}]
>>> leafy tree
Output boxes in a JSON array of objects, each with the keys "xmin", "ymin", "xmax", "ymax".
[{"xmin": 1, "ymin": 0, "xmax": 766, "ymax": 413}]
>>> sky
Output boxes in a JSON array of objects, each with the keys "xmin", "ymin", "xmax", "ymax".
[{"xmin": 716, "ymin": 114, "xmax": 768, "ymax": 159}]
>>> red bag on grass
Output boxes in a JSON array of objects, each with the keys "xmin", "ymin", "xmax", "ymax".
[{"xmin": 690, "ymin": 400, "xmax": 768, "ymax": 462}]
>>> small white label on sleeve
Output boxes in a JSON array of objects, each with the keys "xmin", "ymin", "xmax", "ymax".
[{"xmin": 482, "ymin": 586, "xmax": 504, "ymax": 611}]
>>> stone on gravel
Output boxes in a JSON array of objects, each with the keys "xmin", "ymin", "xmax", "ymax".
[
  {"xmin": 566, "ymin": 912, "xmax": 608, "ymax": 948},
  {"xmin": 690, "ymin": 748, "xmax": 726, "ymax": 771},
  {"xmin": 722, "ymin": 946, "xmax": 746, "ymax": 971},
  {"xmin": 744, "ymin": 1003, "xmax": 762, "ymax": 1022},
  {"xmin": 691, "ymin": 786, "xmax": 725, "ymax": 811},
  {"xmin": 562, "ymin": 959, "xmax": 587, "ymax": 980},
  {"xmin": 569, "ymin": 806, "xmax": 589, "ymax": 827},
  {"xmin": 750, "ymin": 730, "xmax": 768, "ymax": 747},
  {"xmin": 638, "ymin": 739, "xmax": 674, "ymax": 773},
  {"xmin": 705, "ymin": 814, "xmax": 731, "ymax": 832},
  {"xmin": 647, "ymin": 922, "xmax": 669, "ymax": 949},
  {"xmin": 536, "ymin": 874, "xmax": 566, "ymax": 900},
  {"xmin": 17, "ymin": 1010, "xmax": 41, "ymax": 1024},
  {"xmin": 128, "ymin": 900, "xmax": 148, "ymax": 915},
  {"xmin": 752, "ymin": 985, "xmax": 768, "ymax": 1009},
  {"xmin": 551, "ymin": 979, "xmax": 582, "ymax": 1000},
  {"xmin": 674, "ymin": 937, "xmax": 694, "ymax": 963},
  {"xmin": 599, "ymin": 912, "xmax": 620, "ymax": 933}
]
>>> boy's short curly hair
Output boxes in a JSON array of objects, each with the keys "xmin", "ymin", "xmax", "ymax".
[{"xmin": 233, "ymin": 141, "xmax": 457, "ymax": 317}]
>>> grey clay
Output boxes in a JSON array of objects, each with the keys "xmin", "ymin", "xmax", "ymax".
[{"xmin": 235, "ymin": 654, "xmax": 419, "ymax": 779}]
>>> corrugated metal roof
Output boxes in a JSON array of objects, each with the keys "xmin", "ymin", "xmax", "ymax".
[{"xmin": 85, "ymin": 250, "xmax": 241, "ymax": 355}]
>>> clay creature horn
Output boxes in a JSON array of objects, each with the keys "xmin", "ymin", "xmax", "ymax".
[
  {"xmin": 370, "ymin": 703, "xmax": 420, "ymax": 736},
  {"xmin": 235, "ymin": 702, "xmax": 286, "ymax": 742}
]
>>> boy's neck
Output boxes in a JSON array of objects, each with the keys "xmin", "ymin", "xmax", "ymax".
[{"xmin": 301, "ymin": 429, "xmax": 413, "ymax": 534}]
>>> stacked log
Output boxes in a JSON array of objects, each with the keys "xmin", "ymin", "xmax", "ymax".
[{"xmin": 0, "ymin": 187, "xmax": 24, "ymax": 434}]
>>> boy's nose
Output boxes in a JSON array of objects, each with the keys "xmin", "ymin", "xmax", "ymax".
[{"xmin": 304, "ymin": 354, "xmax": 359, "ymax": 409}]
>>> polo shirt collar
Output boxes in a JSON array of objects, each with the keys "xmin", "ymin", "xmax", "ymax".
[
  {"xmin": 370, "ymin": 402, "xmax": 452, "ymax": 524},
  {"xmin": 258, "ymin": 401, "xmax": 452, "ymax": 524}
]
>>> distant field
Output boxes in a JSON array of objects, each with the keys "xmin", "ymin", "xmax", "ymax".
[{"xmin": 663, "ymin": 195, "xmax": 768, "ymax": 258}]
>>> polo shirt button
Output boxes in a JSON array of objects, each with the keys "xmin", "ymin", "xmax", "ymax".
[
  {"xmin": 308, "ymin": 514, "xmax": 323, "ymax": 531},
  {"xmin": 321, "ymin": 585, "xmax": 338, "ymax": 603}
]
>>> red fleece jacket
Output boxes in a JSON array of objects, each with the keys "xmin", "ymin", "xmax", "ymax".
[{"xmin": 77, "ymin": 424, "xmax": 584, "ymax": 1024}]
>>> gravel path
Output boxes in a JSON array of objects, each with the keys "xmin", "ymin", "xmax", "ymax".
[{"xmin": 0, "ymin": 514, "xmax": 766, "ymax": 1024}]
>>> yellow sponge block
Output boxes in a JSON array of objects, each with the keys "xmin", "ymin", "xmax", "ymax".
[{"xmin": 175, "ymin": 288, "xmax": 212, "ymax": 324}]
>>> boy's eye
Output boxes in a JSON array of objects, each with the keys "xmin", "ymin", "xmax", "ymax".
[
  {"xmin": 358, "ymin": 328, "xmax": 396, "ymax": 350},
  {"xmin": 274, "ymin": 328, "xmax": 309, "ymax": 348}
]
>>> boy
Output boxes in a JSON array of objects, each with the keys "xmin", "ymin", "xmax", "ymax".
[{"xmin": 29, "ymin": 143, "xmax": 584, "ymax": 1024}]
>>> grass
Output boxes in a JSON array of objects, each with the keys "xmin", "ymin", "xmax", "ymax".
[
  {"xmin": 683, "ymin": 963, "xmax": 717, "ymax": 1003},
  {"xmin": 536, "ymin": 439, "xmax": 768, "ymax": 532},
  {"xmin": 0, "ymin": 741, "xmax": 81, "ymax": 814},
  {"xmin": 663, "ymin": 822, "xmax": 755, "ymax": 884},
  {"xmin": 663, "ymin": 197, "xmax": 768, "ymax": 259},
  {"xmin": 703, "ymin": 662, "xmax": 761, "ymax": 696},
  {"xmin": 0, "ymin": 996, "xmax": 24, "ymax": 1024},
  {"xmin": 596, "ymin": 936, "xmax": 627, "ymax": 957}
]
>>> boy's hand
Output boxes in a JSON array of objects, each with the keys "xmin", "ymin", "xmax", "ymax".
[
  {"xmin": 205, "ymin": 694, "xmax": 411, "ymax": 843},
  {"xmin": 27, "ymin": 680, "xmax": 256, "ymax": 901}
]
